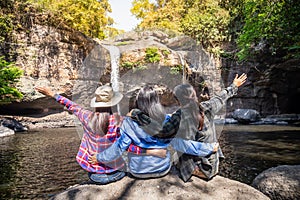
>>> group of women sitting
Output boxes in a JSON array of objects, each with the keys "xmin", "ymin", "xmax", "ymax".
[{"xmin": 35, "ymin": 73, "xmax": 247, "ymax": 184}]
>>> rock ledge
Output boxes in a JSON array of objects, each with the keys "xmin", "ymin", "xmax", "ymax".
[{"xmin": 51, "ymin": 174, "xmax": 269, "ymax": 200}]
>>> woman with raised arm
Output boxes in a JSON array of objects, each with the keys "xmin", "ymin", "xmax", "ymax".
[
  {"xmin": 172, "ymin": 73, "xmax": 247, "ymax": 182},
  {"xmin": 35, "ymin": 84, "xmax": 127, "ymax": 184}
]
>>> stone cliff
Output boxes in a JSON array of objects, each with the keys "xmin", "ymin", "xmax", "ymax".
[{"xmin": 0, "ymin": 15, "xmax": 299, "ymax": 117}]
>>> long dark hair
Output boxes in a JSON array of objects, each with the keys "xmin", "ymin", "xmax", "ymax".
[
  {"xmin": 133, "ymin": 85, "xmax": 166, "ymax": 124},
  {"xmin": 89, "ymin": 103, "xmax": 121, "ymax": 136},
  {"xmin": 173, "ymin": 84, "xmax": 204, "ymax": 131}
]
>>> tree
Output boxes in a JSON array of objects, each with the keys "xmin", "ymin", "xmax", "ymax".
[
  {"xmin": 28, "ymin": 0, "xmax": 115, "ymax": 39},
  {"xmin": 0, "ymin": 57, "xmax": 23, "ymax": 104},
  {"xmin": 131, "ymin": 0, "xmax": 184, "ymax": 33},
  {"xmin": 131, "ymin": 0, "xmax": 230, "ymax": 55},
  {"xmin": 236, "ymin": 0, "xmax": 300, "ymax": 60},
  {"xmin": 181, "ymin": 0, "xmax": 230, "ymax": 54}
]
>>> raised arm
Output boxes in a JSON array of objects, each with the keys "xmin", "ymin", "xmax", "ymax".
[
  {"xmin": 35, "ymin": 86, "xmax": 108, "ymax": 135},
  {"xmin": 200, "ymin": 73, "xmax": 247, "ymax": 115},
  {"xmin": 35, "ymin": 86, "xmax": 55, "ymax": 97},
  {"xmin": 35, "ymin": 86, "xmax": 89, "ymax": 117}
]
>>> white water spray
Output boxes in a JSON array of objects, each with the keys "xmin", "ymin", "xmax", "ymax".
[
  {"xmin": 102, "ymin": 45, "xmax": 120, "ymax": 92},
  {"xmin": 177, "ymin": 52, "xmax": 186, "ymax": 84},
  {"xmin": 102, "ymin": 45, "xmax": 121, "ymax": 114}
]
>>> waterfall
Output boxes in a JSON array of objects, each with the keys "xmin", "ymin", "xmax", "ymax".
[
  {"xmin": 102, "ymin": 44, "xmax": 121, "ymax": 114},
  {"xmin": 102, "ymin": 45, "xmax": 120, "ymax": 92},
  {"xmin": 177, "ymin": 52, "xmax": 186, "ymax": 83}
]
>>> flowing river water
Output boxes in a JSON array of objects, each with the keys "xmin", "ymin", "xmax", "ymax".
[{"xmin": 0, "ymin": 125, "xmax": 300, "ymax": 199}]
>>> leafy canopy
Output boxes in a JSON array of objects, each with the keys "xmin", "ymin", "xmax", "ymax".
[
  {"xmin": 131, "ymin": 0, "xmax": 184, "ymax": 33},
  {"xmin": 132, "ymin": 0, "xmax": 230, "ymax": 55},
  {"xmin": 28, "ymin": 0, "xmax": 115, "ymax": 39},
  {"xmin": 131, "ymin": 0, "xmax": 300, "ymax": 60},
  {"xmin": 236, "ymin": 0, "xmax": 300, "ymax": 60}
]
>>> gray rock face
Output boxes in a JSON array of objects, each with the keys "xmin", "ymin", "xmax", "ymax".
[
  {"xmin": 224, "ymin": 59, "xmax": 300, "ymax": 116},
  {"xmin": 51, "ymin": 175, "xmax": 269, "ymax": 200},
  {"xmin": 0, "ymin": 19, "xmax": 97, "ymax": 115},
  {"xmin": 1, "ymin": 28, "xmax": 224, "ymax": 115},
  {"xmin": 252, "ymin": 165, "xmax": 300, "ymax": 200}
]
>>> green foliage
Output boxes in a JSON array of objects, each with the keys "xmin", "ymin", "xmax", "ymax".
[
  {"xmin": 180, "ymin": 0, "xmax": 230, "ymax": 53},
  {"xmin": 132, "ymin": 0, "xmax": 184, "ymax": 33},
  {"xmin": 0, "ymin": 57, "xmax": 23, "ymax": 104},
  {"xmin": 121, "ymin": 61, "xmax": 136, "ymax": 69},
  {"xmin": 131, "ymin": 0, "xmax": 156, "ymax": 19},
  {"xmin": 27, "ymin": 0, "xmax": 114, "ymax": 39},
  {"xmin": 120, "ymin": 60, "xmax": 148, "ymax": 72},
  {"xmin": 0, "ymin": 14, "xmax": 14, "ymax": 42},
  {"xmin": 162, "ymin": 49, "xmax": 170, "ymax": 56},
  {"xmin": 132, "ymin": 0, "xmax": 230, "ymax": 55},
  {"xmin": 236, "ymin": 0, "xmax": 300, "ymax": 60},
  {"xmin": 132, "ymin": 0, "xmax": 300, "ymax": 60},
  {"xmin": 121, "ymin": 47, "xmax": 168, "ymax": 71},
  {"xmin": 145, "ymin": 47, "xmax": 161, "ymax": 63},
  {"xmin": 120, "ymin": 60, "xmax": 147, "ymax": 71},
  {"xmin": 170, "ymin": 65, "xmax": 182, "ymax": 74},
  {"xmin": 134, "ymin": 65, "xmax": 148, "ymax": 72}
]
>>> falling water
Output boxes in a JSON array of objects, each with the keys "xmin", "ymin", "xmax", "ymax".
[
  {"xmin": 102, "ymin": 45, "xmax": 120, "ymax": 92},
  {"xmin": 101, "ymin": 45, "xmax": 121, "ymax": 113},
  {"xmin": 177, "ymin": 52, "xmax": 186, "ymax": 83}
]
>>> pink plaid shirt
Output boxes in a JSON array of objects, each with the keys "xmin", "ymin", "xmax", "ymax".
[{"xmin": 55, "ymin": 94, "xmax": 137, "ymax": 173}]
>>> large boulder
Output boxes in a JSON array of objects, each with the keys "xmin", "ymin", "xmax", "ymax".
[
  {"xmin": 51, "ymin": 174, "xmax": 269, "ymax": 200},
  {"xmin": 232, "ymin": 109, "xmax": 261, "ymax": 124},
  {"xmin": 0, "ymin": 117, "xmax": 27, "ymax": 132},
  {"xmin": 252, "ymin": 165, "xmax": 300, "ymax": 200}
]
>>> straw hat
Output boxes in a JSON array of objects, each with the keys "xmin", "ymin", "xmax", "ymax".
[{"xmin": 90, "ymin": 84, "xmax": 123, "ymax": 107}]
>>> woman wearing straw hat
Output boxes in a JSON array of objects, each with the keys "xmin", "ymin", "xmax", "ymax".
[{"xmin": 35, "ymin": 84, "xmax": 126, "ymax": 184}]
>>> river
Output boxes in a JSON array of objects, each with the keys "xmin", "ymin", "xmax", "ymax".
[{"xmin": 0, "ymin": 125, "xmax": 299, "ymax": 199}]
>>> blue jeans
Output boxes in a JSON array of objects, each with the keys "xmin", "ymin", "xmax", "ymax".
[{"xmin": 88, "ymin": 171, "xmax": 125, "ymax": 185}]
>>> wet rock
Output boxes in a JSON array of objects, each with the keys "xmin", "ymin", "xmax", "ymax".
[
  {"xmin": 252, "ymin": 165, "xmax": 300, "ymax": 200},
  {"xmin": 225, "ymin": 118, "xmax": 239, "ymax": 124},
  {"xmin": 214, "ymin": 118, "xmax": 238, "ymax": 125},
  {"xmin": 0, "ymin": 126, "xmax": 15, "ymax": 137},
  {"xmin": 0, "ymin": 117, "xmax": 28, "ymax": 132},
  {"xmin": 232, "ymin": 109, "xmax": 261, "ymax": 124},
  {"xmin": 265, "ymin": 114, "xmax": 300, "ymax": 124}
]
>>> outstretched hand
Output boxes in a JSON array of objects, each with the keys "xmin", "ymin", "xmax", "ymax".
[
  {"xmin": 35, "ymin": 86, "xmax": 55, "ymax": 97},
  {"xmin": 233, "ymin": 73, "xmax": 247, "ymax": 87}
]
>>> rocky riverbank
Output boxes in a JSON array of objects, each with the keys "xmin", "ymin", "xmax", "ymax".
[{"xmin": 1, "ymin": 110, "xmax": 299, "ymax": 135}]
